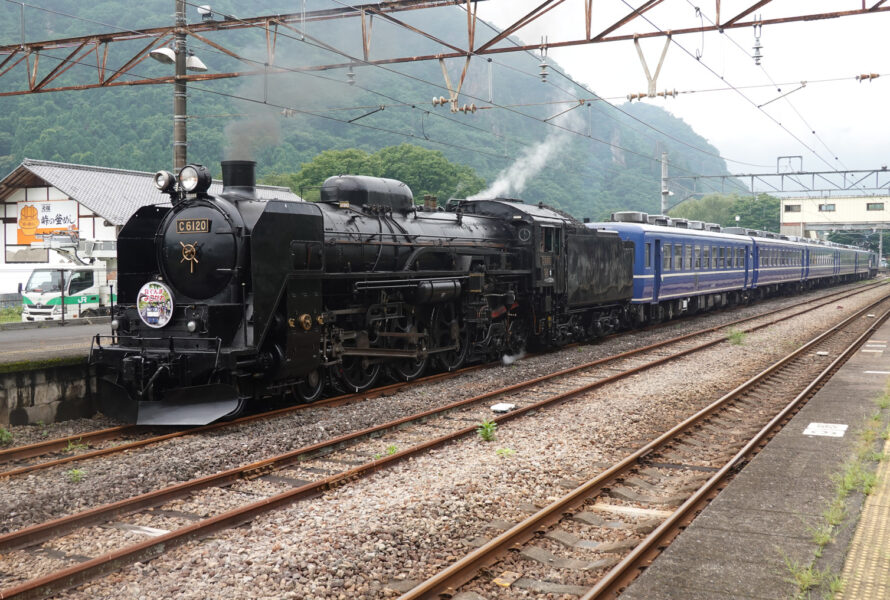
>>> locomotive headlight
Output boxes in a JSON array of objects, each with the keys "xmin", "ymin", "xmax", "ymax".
[
  {"xmin": 111, "ymin": 319, "xmax": 120, "ymax": 331},
  {"xmin": 178, "ymin": 164, "xmax": 212, "ymax": 194},
  {"xmin": 187, "ymin": 320, "xmax": 198, "ymax": 333},
  {"xmin": 154, "ymin": 170, "xmax": 176, "ymax": 193}
]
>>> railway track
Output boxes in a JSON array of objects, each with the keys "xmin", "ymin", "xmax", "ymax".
[
  {"xmin": 0, "ymin": 284, "xmax": 885, "ymax": 599},
  {"xmin": 396, "ymin": 295, "xmax": 890, "ymax": 599},
  {"xmin": 0, "ymin": 281, "xmax": 879, "ymax": 479}
]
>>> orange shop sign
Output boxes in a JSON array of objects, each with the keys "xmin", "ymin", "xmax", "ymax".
[{"xmin": 17, "ymin": 200, "xmax": 78, "ymax": 244}]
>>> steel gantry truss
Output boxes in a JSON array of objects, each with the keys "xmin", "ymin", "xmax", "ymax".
[
  {"xmin": 667, "ymin": 168, "xmax": 890, "ymax": 198},
  {"xmin": 1, "ymin": 0, "xmax": 889, "ymax": 98}
]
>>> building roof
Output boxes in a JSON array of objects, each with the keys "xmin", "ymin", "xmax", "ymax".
[{"xmin": 0, "ymin": 158, "xmax": 302, "ymax": 225}]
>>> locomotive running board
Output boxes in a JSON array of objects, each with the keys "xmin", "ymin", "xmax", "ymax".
[{"xmin": 136, "ymin": 384, "xmax": 242, "ymax": 426}]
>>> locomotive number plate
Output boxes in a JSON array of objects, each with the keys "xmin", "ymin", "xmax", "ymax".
[{"xmin": 176, "ymin": 218, "xmax": 210, "ymax": 234}]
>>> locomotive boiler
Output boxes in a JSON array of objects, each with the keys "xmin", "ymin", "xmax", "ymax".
[{"xmin": 91, "ymin": 160, "xmax": 633, "ymax": 425}]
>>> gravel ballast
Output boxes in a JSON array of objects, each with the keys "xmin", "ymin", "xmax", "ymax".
[{"xmin": 0, "ymin": 283, "xmax": 884, "ymax": 598}]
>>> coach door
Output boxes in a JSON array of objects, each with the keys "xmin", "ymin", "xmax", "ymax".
[{"xmin": 653, "ymin": 239, "xmax": 662, "ymax": 301}]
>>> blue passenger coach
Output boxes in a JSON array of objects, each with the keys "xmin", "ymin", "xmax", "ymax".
[
  {"xmin": 587, "ymin": 212, "xmax": 875, "ymax": 325},
  {"xmin": 587, "ymin": 212, "xmax": 754, "ymax": 323}
]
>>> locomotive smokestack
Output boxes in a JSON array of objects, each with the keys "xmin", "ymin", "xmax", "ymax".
[{"xmin": 221, "ymin": 160, "xmax": 256, "ymax": 198}]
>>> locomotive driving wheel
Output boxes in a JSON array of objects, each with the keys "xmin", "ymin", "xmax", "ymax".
[
  {"xmin": 430, "ymin": 302, "xmax": 468, "ymax": 371},
  {"xmin": 390, "ymin": 316, "xmax": 429, "ymax": 382},
  {"xmin": 293, "ymin": 367, "xmax": 325, "ymax": 403},
  {"xmin": 338, "ymin": 356, "xmax": 381, "ymax": 393}
]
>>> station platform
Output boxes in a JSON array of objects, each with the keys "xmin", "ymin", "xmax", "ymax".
[
  {"xmin": 0, "ymin": 318, "xmax": 104, "ymax": 367},
  {"xmin": 621, "ymin": 319, "xmax": 890, "ymax": 600}
]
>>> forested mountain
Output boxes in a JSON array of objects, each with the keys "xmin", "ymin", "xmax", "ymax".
[{"xmin": 0, "ymin": 1, "xmax": 733, "ymax": 220}]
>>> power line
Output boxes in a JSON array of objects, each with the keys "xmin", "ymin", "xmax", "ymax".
[{"xmin": 617, "ymin": 0, "xmax": 844, "ymax": 175}]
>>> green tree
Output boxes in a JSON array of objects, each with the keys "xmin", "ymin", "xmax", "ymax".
[
  {"xmin": 731, "ymin": 193, "xmax": 781, "ymax": 231},
  {"xmin": 667, "ymin": 193, "xmax": 737, "ymax": 225},
  {"xmin": 667, "ymin": 192, "xmax": 781, "ymax": 232},
  {"xmin": 262, "ymin": 144, "xmax": 486, "ymax": 206},
  {"xmin": 375, "ymin": 144, "xmax": 486, "ymax": 204},
  {"xmin": 263, "ymin": 148, "xmax": 381, "ymax": 201}
]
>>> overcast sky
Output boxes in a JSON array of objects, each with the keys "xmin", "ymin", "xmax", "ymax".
[{"xmin": 474, "ymin": 0, "xmax": 890, "ymax": 176}]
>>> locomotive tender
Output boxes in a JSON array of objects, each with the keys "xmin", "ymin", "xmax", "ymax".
[{"xmin": 92, "ymin": 160, "xmax": 633, "ymax": 425}]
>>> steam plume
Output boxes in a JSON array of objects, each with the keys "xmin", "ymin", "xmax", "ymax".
[{"xmin": 469, "ymin": 130, "xmax": 568, "ymax": 199}]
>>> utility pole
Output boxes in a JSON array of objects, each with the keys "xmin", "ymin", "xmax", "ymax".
[
  {"xmin": 173, "ymin": 0, "xmax": 187, "ymax": 171},
  {"xmin": 660, "ymin": 151, "xmax": 669, "ymax": 215}
]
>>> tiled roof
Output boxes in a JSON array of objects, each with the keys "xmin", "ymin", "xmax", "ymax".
[{"xmin": 0, "ymin": 159, "xmax": 302, "ymax": 225}]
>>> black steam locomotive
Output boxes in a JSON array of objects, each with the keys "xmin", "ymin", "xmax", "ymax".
[{"xmin": 91, "ymin": 160, "xmax": 633, "ymax": 425}]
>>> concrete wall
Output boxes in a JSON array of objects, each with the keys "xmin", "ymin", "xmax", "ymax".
[{"xmin": 0, "ymin": 359, "xmax": 97, "ymax": 425}]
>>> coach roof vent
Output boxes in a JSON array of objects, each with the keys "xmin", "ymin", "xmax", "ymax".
[
  {"xmin": 723, "ymin": 226, "xmax": 746, "ymax": 235},
  {"xmin": 687, "ymin": 220, "xmax": 705, "ymax": 230},
  {"xmin": 671, "ymin": 218, "xmax": 689, "ymax": 228},
  {"xmin": 705, "ymin": 222, "xmax": 722, "ymax": 232},
  {"xmin": 611, "ymin": 211, "xmax": 648, "ymax": 223},
  {"xmin": 648, "ymin": 214, "xmax": 671, "ymax": 226}
]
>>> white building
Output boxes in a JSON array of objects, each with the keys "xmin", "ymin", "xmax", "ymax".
[
  {"xmin": 0, "ymin": 158, "xmax": 300, "ymax": 294},
  {"xmin": 780, "ymin": 196, "xmax": 890, "ymax": 239}
]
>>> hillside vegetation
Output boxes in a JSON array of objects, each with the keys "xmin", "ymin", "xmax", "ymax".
[{"xmin": 0, "ymin": 1, "xmax": 735, "ymax": 220}]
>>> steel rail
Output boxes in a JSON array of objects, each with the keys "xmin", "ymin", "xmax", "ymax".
[
  {"xmin": 0, "ymin": 425, "xmax": 135, "ymax": 464},
  {"xmin": 1, "ymin": 281, "xmax": 877, "ymax": 477},
  {"xmin": 0, "ymin": 360, "xmax": 480, "ymax": 477},
  {"xmin": 0, "ymin": 287, "xmax": 882, "ymax": 598},
  {"xmin": 397, "ymin": 293, "xmax": 890, "ymax": 600},
  {"xmin": 581, "ymin": 307, "xmax": 890, "ymax": 599}
]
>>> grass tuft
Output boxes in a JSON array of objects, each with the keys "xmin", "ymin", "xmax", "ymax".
[
  {"xmin": 476, "ymin": 419, "xmax": 497, "ymax": 442},
  {"xmin": 727, "ymin": 329, "xmax": 746, "ymax": 345}
]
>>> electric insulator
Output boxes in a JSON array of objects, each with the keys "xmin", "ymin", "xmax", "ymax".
[
  {"xmin": 432, "ymin": 96, "xmax": 447, "ymax": 107},
  {"xmin": 539, "ymin": 60, "xmax": 549, "ymax": 83},
  {"xmin": 347, "ymin": 66, "xmax": 356, "ymax": 86},
  {"xmin": 857, "ymin": 73, "xmax": 880, "ymax": 82}
]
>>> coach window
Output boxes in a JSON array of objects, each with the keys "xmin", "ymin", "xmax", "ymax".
[
  {"xmin": 686, "ymin": 246, "xmax": 693, "ymax": 270},
  {"xmin": 694, "ymin": 245, "xmax": 701, "ymax": 269},
  {"xmin": 644, "ymin": 242, "xmax": 651, "ymax": 268},
  {"xmin": 674, "ymin": 244, "xmax": 683, "ymax": 271},
  {"xmin": 738, "ymin": 248, "xmax": 745, "ymax": 268},
  {"xmin": 702, "ymin": 246, "xmax": 710, "ymax": 269},
  {"xmin": 663, "ymin": 244, "xmax": 672, "ymax": 270}
]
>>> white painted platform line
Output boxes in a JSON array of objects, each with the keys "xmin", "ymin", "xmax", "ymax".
[
  {"xmin": 861, "ymin": 350, "xmax": 884, "ymax": 353},
  {"xmin": 870, "ymin": 340, "xmax": 888, "ymax": 343},
  {"xmin": 865, "ymin": 344, "xmax": 887, "ymax": 348},
  {"xmin": 863, "ymin": 371, "xmax": 890, "ymax": 375}
]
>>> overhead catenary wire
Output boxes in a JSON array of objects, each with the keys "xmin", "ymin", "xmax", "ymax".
[
  {"xmin": 616, "ymin": 0, "xmax": 846, "ymax": 178},
  {"xmin": 678, "ymin": 0, "xmax": 875, "ymax": 213},
  {"xmin": 8, "ymin": 0, "xmax": 772, "ymax": 199},
  {"xmin": 176, "ymin": 0, "xmax": 741, "ymax": 190},
  {"xmin": 456, "ymin": 2, "xmax": 770, "ymax": 173}
]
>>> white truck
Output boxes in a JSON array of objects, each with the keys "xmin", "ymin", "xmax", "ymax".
[{"xmin": 20, "ymin": 264, "xmax": 116, "ymax": 322}]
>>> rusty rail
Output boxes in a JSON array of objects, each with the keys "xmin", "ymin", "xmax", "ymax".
[{"xmin": 397, "ymin": 293, "xmax": 890, "ymax": 600}]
